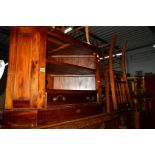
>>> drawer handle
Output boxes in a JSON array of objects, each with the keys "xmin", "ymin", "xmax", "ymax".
[
  {"xmin": 53, "ymin": 95, "xmax": 66, "ymax": 102},
  {"xmin": 86, "ymin": 96, "xmax": 95, "ymax": 102}
]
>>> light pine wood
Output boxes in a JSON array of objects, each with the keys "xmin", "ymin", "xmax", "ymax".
[
  {"xmin": 85, "ymin": 26, "xmax": 90, "ymax": 44},
  {"xmin": 50, "ymin": 76, "xmax": 96, "ymax": 90},
  {"xmin": 68, "ymin": 26, "xmax": 85, "ymax": 33}
]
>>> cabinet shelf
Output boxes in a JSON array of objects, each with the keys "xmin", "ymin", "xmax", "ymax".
[
  {"xmin": 47, "ymin": 44, "xmax": 97, "ymax": 56},
  {"xmin": 46, "ymin": 58, "xmax": 96, "ymax": 75}
]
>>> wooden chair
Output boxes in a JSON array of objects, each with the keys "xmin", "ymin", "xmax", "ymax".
[
  {"xmin": 102, "ymin": 34, "xmax": 131, "ymax": 112},
  {"xmin": 52, "ymin": 26, "xmax": 90, "ymax": 44}
]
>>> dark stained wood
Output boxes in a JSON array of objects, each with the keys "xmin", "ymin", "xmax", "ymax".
[
  {"xmin": 134, "ymin": 112, "xmax": 140, "ymax": 129},
  {"xmin": 103, "ymin": 69, "xmax": 111, "ymax": 112},
  {"xmin": 37, "ymin": 102, "xmax": 103, "ymax": 126},
  {"xmin": 48, "ymin": 44, "xmax": 96, "ymax": 56},
  {"xmin": 144, "ymin": 74, "xmax": 155, "ymax": 128},
  {"xmin": 2, "ymin": 110, "xmax": 37, "ymax": 128},
  {"xmin": 105, "ymin": 117, "xmax": 120, "ymax": 129},
  {"xmin": 96, "ymin": 53, "xmax": 102, "ymax": 102},
  {"xmin": 51, "ymin": 44, "xmax": 70, "ymax": 53},
  {"xmin": 47, "ymin": 89, "xmax": 97, "ymax": 105},
  {"xmin": 50, "ymin": 56, "xmax": 96, "ymax": 69},
  {"xmin": 37, "ymin": 112, "xmax": 119, "ymax": 129},
  {"xmin": 121, "ymin": 39, "xmax": 132, "ymax": 104},
  {"xmin": 13, "ymin": 100, "xmax": 30, "ymax": 108},
  {"xmin": 2, "ymin": 108, "xmax": 120, "ymax": 129}
]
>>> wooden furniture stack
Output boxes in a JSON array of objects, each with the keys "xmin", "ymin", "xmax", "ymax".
[
  {"xmin": 128, "ymin": 75, "xmax": 152, "ymax": 128},
  {"xmin": 1, "ymin": 27, "xmax": 120, "ymax": 128},
  {"xmin": 100, "ymin": 34, "xmax": 131, "ymax": 112},
  {"xmin": 99, "ymin": 34, "xmax": 132, "ymax": 128}
]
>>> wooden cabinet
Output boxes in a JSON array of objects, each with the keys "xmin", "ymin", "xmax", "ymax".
[{"xmin": 2, "ymin": 27, "xmax": 107, "ymax": 128}]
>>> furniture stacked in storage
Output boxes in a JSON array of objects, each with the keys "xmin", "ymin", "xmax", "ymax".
[
  {"xmin": 99, "ymin": 34, "xmax": 132, "ymax": 128},
  {"xmin": 38, "ymin": 28, "xmax": 103, "ymax": 127},
  {"xmin": 2, "ymin": 27, "xmax": 120, "ymax": 128}
]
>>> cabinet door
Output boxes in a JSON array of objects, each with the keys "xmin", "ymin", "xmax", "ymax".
[{"xmin": 5, "ymin": 27, "xmax": 46, "ymax": 109}]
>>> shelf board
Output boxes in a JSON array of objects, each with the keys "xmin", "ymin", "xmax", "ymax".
[
  {"xmin": 45, "ymin": 28, "xmax": 98, "ymax": 56},
  {"xmin": 47, "ymin": 44, "xmax": 97, "ymax": 56},
  {"xmin": 46, "ymin": 58, "xmax": 96, "ymax": 75}
]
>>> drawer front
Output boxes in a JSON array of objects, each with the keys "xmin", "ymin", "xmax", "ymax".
[
  {"xmin": 47, "ymin": 90, "xmax": 97, "ymax": 106},
  {"xmin": 2, "ymin": 110, "xmax": 37, "ymax": 128},
  {"xmin": 38, "ymin": 103, "xmax": 103, "ymax": 126}
]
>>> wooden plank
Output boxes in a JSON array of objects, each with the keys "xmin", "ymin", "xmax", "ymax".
[
  {"xmin": 51, "ymin": 56, "xmax": 96, "ymax": 69},
  {"xmin": 37, "ymin": 102, "xmax": 103, "ymax": 127},
  {"xmin": 47, "ymin": 36, "xmax": 65, "ymax": 45},
  {"xmin": 48, "ymin": 44, "xmax": 96, "ymax": 56},
  {"xmin": 104, "ymin": 69, "xmax": 110, "ymax": 112},
  {"xmin": 68, "ymin": 26, "xmax": 85, "ymax": 33},
  {"xmin": 46, "ymin": 58, "xmax": 96, "ymax": 75},
  {"xmin": 38, "ymin": 30, "xmax": 47, "ymax": 108},
  {"xmin": 95, "ymin": 52, "xmax": 102, "ymax": 102},
  {"xmin": 30, "ymin": 30, "xmax": 40, "ymax": 108},
  {"xmin": 134, "ymin": 112, "xmax": 139, "ymax": 129},
  {"xmin": 48, "ymin": 43, "xmax": 70, "ymax": 54},
  {"xmin": 47, "ymin": 89, "xmax": 97, "ymax": 105},
  {"xmin": 121, "ymin": 39, "xmax": 131, "ymax": 103},
  {"xmin": 51, "ymin": 76, "xmax": 96, "ymax": 90}
]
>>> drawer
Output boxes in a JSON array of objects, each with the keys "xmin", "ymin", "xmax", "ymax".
[{"xmin": 47, "ymin": 89, "xmax": 97, "ymax": 106}]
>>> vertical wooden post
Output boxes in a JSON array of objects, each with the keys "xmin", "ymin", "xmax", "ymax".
[
  {"xmin": 121, "ymin": 39, "xmax": 132, "ymax": 104},
  {"xmin": 134, "ymin": 112, "xmax": 140, "ymax": 129},
  {"xmin": 38, "ymin": 29, "xmax": 47, "ymax": 108},
  {"xmin": 109, "ymin": 34, "xmax": 117, "ymax": 110},
  {"xmin": 85, "ymin": 26, "xmax": 90, "ymax": 44},
  {"xmin": 104, "ymin": 69, "xmax": 110, "ymax": 112},
  {"xmin": 96, "ymin": 52, "xmax": 102, "ymax": 103}
]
